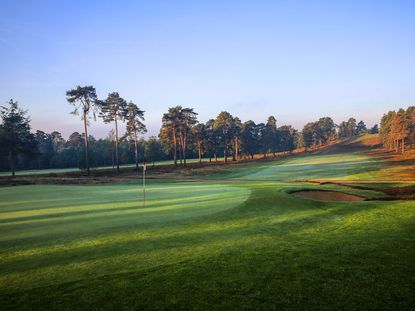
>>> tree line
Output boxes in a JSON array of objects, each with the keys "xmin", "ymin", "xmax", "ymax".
[
  {"xmin": 380, "ymin": 106, "xmax": 415, "ymax": 153},
  {"xmin": 300, "ymin": 117, "xmax": 376, "ymax": 148},
  {"xmin": 0, "ymin": 84, "xmax": 393, "ymax": 177},
  {"xmin": 160, "ymin": 109, "xmax": 299, "ymax": 165},
  {"xmin": 0, "ymin": 100, "xmax": 166, "ymax": 176}
]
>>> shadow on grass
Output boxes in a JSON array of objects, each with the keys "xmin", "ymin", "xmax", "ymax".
[
  {"xmin": 1, "ymin": 201, "xmax": 414, "ymax": 311},
  {"xmin": 0, "ymin": 186, "xmax": 392, "ymax": 277}
]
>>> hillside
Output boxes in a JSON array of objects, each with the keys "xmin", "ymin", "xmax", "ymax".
[
  {"xmin": 312, "ymin": 134, "xmax": 382, "ymax": 155},
  {"xmin": 308, "ymin": 134, "xmax": 415, "ymax": 181}
]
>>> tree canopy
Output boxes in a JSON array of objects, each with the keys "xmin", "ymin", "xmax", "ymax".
[{"xmin": 0, "ymin": 100, "xmax": 37, "ymax": 176}]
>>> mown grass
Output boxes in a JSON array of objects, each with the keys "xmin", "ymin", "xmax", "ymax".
[
  {"xmin": 196, "ymin": 153, "xmax": 388, "ymax": 182},
  {"xmin": 0, "ymin": 150, "xmax": 414, "ymax": 310}
]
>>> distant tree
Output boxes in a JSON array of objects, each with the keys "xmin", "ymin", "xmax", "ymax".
[
  {"xmin": 145, "ymin": 136, "xmax": 163, "ymax": 166},
  {"xmin": 191, "ymin": 123, "xmax": 206, "ymax": 164},
  {"xmin": 65, "ymin": 132, "xmax": 83, "ymax": 168},
  {"xmin": 406, "ymin": 107, "xmax": 415, "ymax": 147},
  {"xmin": 231, "ymin": 117, "xmax": 242, "ymax": 161},
  {"xmin": 380, "ymin": 111, "xmax": 395, "ymax": 149},
  {"xmin": 390, "ymin": 110, "xmax": 401, "ymax": 152},
  {"xmin": 395, "ymin": 108, "xmax": 407, "ymax": 153},
  {"xmin": 264, "ymin": 116, "xmax": 278, "ymax": 156},
  {"xmin": 214, "ymin": 111, "xmax": 234, "ymax": 163},
  {"xmin": 124, "ymin": 101, "xmax": 146, "ymax": 170},
  {"xmin": 205, "ymin": 119, "xmax": 220, "ymax": 162},
  {"xmin": 35, "ymin": 130, "xmax": 54, "ymax": 168},
  {"xmin": 255, "ymin": 123, "xmax": 268, "ymax": 158},
  {"xmin": 0, "ymin": 126, "xmax": 5, "ymax": 163},
  {"xmin": 100, "ymin": 92, "xmax": 128, "ymax": 174},
  {"xmin": 241, "ymin": 120, "xmax": 259, "ymax": 159},
  {"xmin": 347, "ymin": 117, "xmax": 357, "ymax": 138},
  {"xmin": 178, "ymin": 107, "xmax": 198, "ymax": 166},
  {"xmin": 50, "ymin": 131, "xmax": 65, "ymax": 153},
  {"xmin": 317, "ymin": 117, "xmax": 336, "ymax": 144},
  {"xmin": 369, "ymin": 124, "xmax": 379, "ymax": 134},
  {"xmin": 67, "ymin": 132, "xmax": 83, "ymax": 149},
  {"xmin": 337, "ymin": 121, "xmax": 348, "ymax": 139},
  {"xmin": 0, "ymin": 99, "xmax": 37, "ymax": 177},
  {"xmin": 159, "ymin": 124, "xmax": 173, "ymax": 162},
  {"xmin": 379, "ymin": 107, "xmax": 415, "ymax": 153},
  {"xmin": 301, "ymin": 122, "xmax": 316, "ymax": 149},
  {"xmin": 356, "ymin": 120, "xmax": 367, "ymax": 135},
  {"xmin": 66, "ymin": 85, "xmax": 99, "ymax": 175},
  {"xmin": 279, "ymin": 125, "xmax": 297, "ymax": 153},
  {"xmin": 161, "ymin": 106, "xmax": 181, "ymax": 166},
  {"xmin": 106, "ymin": 129, "xmax": 116, "ymax": 168}
]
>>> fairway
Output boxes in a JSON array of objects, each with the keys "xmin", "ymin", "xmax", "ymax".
[
  {"xmin": 1, "ymin": 151, "xmax": 415, "ymax": 310},
  {"xmin": 226, "ymin": 153, "xmax": 382, "ymax": 181}
]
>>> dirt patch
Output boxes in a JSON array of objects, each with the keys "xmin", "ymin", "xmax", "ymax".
[{"xmin": 291, "ymin": 190, "xmax": 366, "ymax": 202}]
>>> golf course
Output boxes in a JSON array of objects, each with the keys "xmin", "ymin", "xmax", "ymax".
[{"xmin": 1, "ymin": 135, "xmax": 414, "ymax": 310}]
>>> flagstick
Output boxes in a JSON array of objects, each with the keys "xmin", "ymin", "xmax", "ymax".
[{"xmin": 143, "ymin": 163, "xmax": 146, "ymax": 206}]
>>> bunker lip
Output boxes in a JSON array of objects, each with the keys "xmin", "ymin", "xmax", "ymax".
[{"xmin": 290, "ymin": 190, "xmax": 367, "ymax": 202}]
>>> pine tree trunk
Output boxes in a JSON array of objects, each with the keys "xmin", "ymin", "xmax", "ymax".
[
  {"xmin": 231, "ymin": 139, "xmax": 236, "ymax": 161},
  {"xmin": 115, "ymin": 117, "xmax": 119, "ymax": 174},
  {"xmin": 235, "ymin": 138, "xmax": 239, "ymax": 161},
  {"xmin": 178, "ymin": 132, "xmax": 183, "ymax": 165},
  {"xmin": 179, "ymin": 142, "xmax": 183, "ymax": 165},
  {"xmin": 183, "ymin": 131, "xmax": 187, "ymax": 166},
  {"xmin": 134, "ymin": 128, "xmax": 139, "ymax": 170},
  {"xmin": 173, "ymin": 127, "xmax": 177, "ymax": 167},
  {"xmin": 224, "ymin": 137, "xmax": 227, "ymax": 163},
  {"xmin": 83, "ymin": 111, "xmax": 90, "ymax": 175}
]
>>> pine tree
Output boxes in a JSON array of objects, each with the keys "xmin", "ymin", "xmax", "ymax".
[
  {"xmin": 0, "ymin": 100, "xmax": 38, "ymax": 177},
  {"xmin": 66, "ymin": 85, "xmax": 99, "ymax": 175},
  {"xmin": 100, "ymin": 92, "xmax": 128, "ymax": 174}
]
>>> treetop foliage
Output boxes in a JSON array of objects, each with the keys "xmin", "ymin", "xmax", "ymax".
[
  {"xmin": 0, "ymin": 99, "xmax": 38, "ymax": 175},
  {"xmin": 380, "ymin": 106, "xmax": 415, "ymax": 153},
  {"xmin": 66, "ymin": 85, "xmax": 99, "ymax": 121}
]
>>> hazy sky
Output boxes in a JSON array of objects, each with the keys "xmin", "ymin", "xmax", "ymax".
[{"xmin": 1, "ymin": 0, "xmax": 415, "ymax": 138}]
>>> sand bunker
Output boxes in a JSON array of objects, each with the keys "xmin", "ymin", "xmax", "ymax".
[{"xmin": 292, "ymin": 190, "xmax": 366, "ymax": 202}]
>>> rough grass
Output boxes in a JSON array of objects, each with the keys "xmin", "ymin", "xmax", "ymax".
[{"xmin": 1, "ymin": 137, "xmax": 414, "ymax": 310}]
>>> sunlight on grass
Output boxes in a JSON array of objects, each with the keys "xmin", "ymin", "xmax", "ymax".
[{"xmin": 1, "ymin": 151, "xmax": 414, "ymax": 310}]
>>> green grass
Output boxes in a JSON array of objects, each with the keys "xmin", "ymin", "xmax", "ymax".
[
  {"xmin": 1, "ymin": 151, "xmax": 414, "ymax": 310},
  {"xmin": 218, "ymin": 153, "xmax": 386, "ymax": 181},
  {"xmin": 204, "ymin": 152, "xmax": 415, "ymax": 182}
]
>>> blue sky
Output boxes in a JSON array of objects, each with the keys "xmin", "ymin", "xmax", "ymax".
[{"xmin": 1, "ymin": 0, "xmax": 415, "ymax": 138}]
